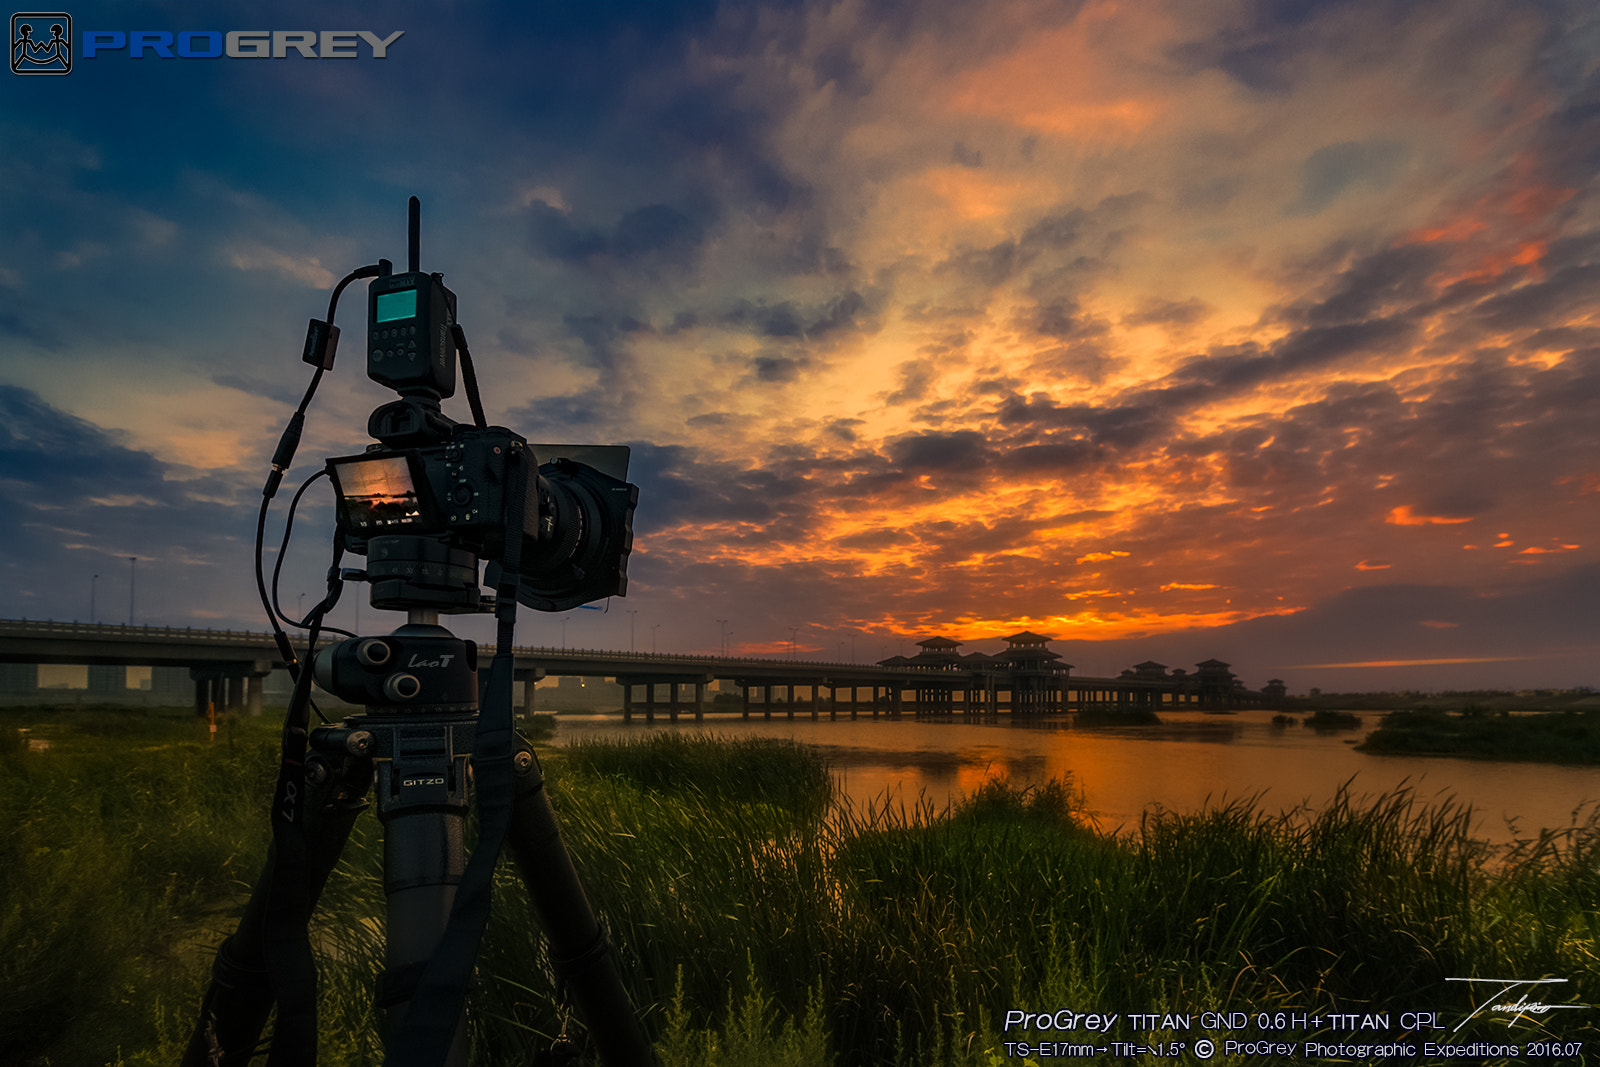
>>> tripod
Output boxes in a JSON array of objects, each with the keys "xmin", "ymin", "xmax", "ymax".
[
  {"xmin": 182, "ymin": 605, "xmax": 656, "ymax": 1066},
  {"xmin": 188, "ymin": 197, "xmax": 649, "ymax": 1065}
]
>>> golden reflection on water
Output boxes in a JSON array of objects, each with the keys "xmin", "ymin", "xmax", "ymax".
[{"xmin": 551, "ymin": 708, "xmax": 1600, "ymax": 846}]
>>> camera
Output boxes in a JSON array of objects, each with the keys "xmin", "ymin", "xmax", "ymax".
[
  {"xmin": 319, "ymin": 241, "xmax": 639, "ymax": 616},
  {"xmin": 327, "ymin": 430, "xmax": 638, "ymax": 613},
  {"xmin": 186, "ymin": 198, "xmax": 654, "ymax": 1067}
]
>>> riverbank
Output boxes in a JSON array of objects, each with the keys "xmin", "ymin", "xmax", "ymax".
[
  {"xmin": 1358, "ymin": 707, "xmax": 1600, "ymax": 764},
  {"xmin": 3, "ymin": 708, "xmax": 1596, "ymax": 1065}
]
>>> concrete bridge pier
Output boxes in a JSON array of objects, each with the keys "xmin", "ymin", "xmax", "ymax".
[
  {"xmin": 190, "ymin": 668, "xmax": 220, "ymax": 718},
  {"xmin": 191, "ymin": 671, "xmax": 209, "ymax": 717},
  {"xmin": 695, "ymin": 681, "xmax": 705, "ymax": 723}
]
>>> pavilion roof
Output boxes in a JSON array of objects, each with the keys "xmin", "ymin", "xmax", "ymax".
[
  {"xmin": 995, "ymin": 646, "xmax": 1061, "ymax": 663},
  {"xmin": 917, "ymin": 636, "xmax": 963, "ymax": 649}
]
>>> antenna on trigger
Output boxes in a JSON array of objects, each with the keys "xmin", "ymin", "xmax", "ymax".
[{"xmin": 408, "ymin": 195, "xmax": 421, "ymax": 273}]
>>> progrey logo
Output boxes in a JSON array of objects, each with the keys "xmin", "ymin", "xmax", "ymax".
[{"xmin": 11, "ymin": 12, "xmax": 72, "ymax": 75}]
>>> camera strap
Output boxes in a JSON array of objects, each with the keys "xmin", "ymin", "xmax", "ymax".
[
  {"xmin": 388, "ymin": 440, "xmax": 529, "ymax": 1066},
  {"xmin": 261, "ymin": 625, "xmax": 324, "ymax": 1065}
]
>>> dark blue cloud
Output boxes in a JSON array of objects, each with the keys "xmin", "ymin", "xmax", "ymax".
[
  {"xmin": 0, "ymin": 385, "xmax": 170, "ymax": 503},
  {"xmin": 528, "ymin": 200, "xmax": 708, "ymax": 267},
  {"xmin": 1289, "ymin": 140, "xmax": 1409, "ymax": 216},
  {"xmin": 0, "ymin": 386, "xmax": 271, "ymax": 624}
]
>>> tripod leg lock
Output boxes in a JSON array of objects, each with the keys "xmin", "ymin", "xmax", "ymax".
[
  {"xmin": 374, "ymin": 958, "xmax": 430, "ymax": 1011},
  {"xmin": 550, "ymin": 921, "xmax": 615, "ymax": 986}
]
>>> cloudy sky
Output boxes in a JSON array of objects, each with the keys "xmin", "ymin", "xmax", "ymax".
[{"xmin": 5, "ymin": 0, "xmax": 1600, "ymax": 691}]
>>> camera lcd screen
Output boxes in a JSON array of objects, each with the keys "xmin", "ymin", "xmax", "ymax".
[
  {"xmin": 330, "ymin": 453, "xmax": 426, "ymax": 530},
  {"xmin": 374, "ymin": 288, "xmax": 417, "ymax": 323}
]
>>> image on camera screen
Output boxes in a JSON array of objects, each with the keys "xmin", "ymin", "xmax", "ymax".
[{"xmin": 331, "ymin": 454, "xmax": 425, "ymax": 530}]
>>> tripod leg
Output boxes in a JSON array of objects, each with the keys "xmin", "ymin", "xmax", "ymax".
[
  {"xmin": 182, "ymin": 733, "xmax": 374, "ymax": 1067},
  {"xmin": 504, "ymin": 733, "xmax": 657, "ymax": 1067},
  {"xmin": 370, "ymin": 711, "xmax": 477, "ymax": 1067}
]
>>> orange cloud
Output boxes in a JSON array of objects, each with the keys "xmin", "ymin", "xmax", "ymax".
[
  {"xmin": 928, "ymin": 604, "xmax": 1302, "ymax": 644},
  {"xmin": 917, "ymin": 167, "xmax": 1044, "ymax": 220},
  {"xmin": 1291, "ymin": 657, "xmax": 1530, "ymax": 668},
  {"xmin": 1385, "ymin": 506, "xmax": 1473, "ymax": 526},
  {"xmin": 1405, "ymin": 151, "xmax": 1576, "ymax": 287},
  {"xmin": 942, "ymin": 2, "xmax": 1169, "ymax": 140}
]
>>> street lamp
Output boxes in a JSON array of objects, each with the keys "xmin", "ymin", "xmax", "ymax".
[
  {"xmin": 562, "ymin": 615, "xmax": 572, "ymax": 650},
  {"xmin": 90, "ymin": 574, "xmax": 99, "ymax": 624},
  {"xmin": 789, "ymin": 626, "xmax": 799, "ymax": 660},
  {"xmin": 651, "ymin": 623, "xmax": 662, "ymax": 655},
  {"xmin": 626, "ymin": 608, "xmax": 638, "ymax": 653},
  {"xmin": 298, "ymin": 592, "xmax": 307, "ymax": 621},
  {"xmin": 127, "ymin": 556, "xmax": 136, "ymax": 626},
  {"xmin": 716, "ymin": 618, "xmax": 728, "ymax": 658}
]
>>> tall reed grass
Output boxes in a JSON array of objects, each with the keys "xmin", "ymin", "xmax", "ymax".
[{"xmin": 3, "ymin": 715, "xmax": 1595, "ymax": 1066}]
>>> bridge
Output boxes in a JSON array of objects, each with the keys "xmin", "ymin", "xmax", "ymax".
[{"xmin": 0, "ymin": 619, "xmax": 1278, "ymax": 722}]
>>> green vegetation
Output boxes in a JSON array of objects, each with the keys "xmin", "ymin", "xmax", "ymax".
[
  {"xmin": 2, "ymin": 707, "xmax": 1597, "ymax": 1066},
  {"xmin": 1074, "ymin": 705, "xmax": 1161, "ymax": 725},
  {"xmin": 1359, "ymin": 707, "xmax": 1600, "ymax": 764},
  {"xmin": 1304, "ymin": 709, "xmax": 1362, "ymax": 729},
  {"xmin": 1287, "ymin": 687, "xmax": 1600, "ymax": 713}
]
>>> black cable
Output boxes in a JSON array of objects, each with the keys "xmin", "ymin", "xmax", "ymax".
[
  {"xmin": 269, "ymin": 470, "xmax": 355, "ymax": 639},
  {"xmin": 270, "ymin": 469, "xmax": 326, "ymax": 628},
  {"xmin": 255, "ymin": 263, "xmax": 381, "ymax": 669}
]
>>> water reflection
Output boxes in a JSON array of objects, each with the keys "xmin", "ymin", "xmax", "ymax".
[{"xmin": 550, "ymin": 708, "xmax": 1599, "ymax": 844}]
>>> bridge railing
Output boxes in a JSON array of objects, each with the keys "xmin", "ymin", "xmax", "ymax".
[
  {"xmin": 0, "ymin": 620, "xmax": 1085, "ymax": 676},
  {"xmin": 0, "ymin": 618, "xmax": 288, "ymax": 642},
  {"xmin": 0, "ymin": 619, "xmax": 904, "ymax": 668}
]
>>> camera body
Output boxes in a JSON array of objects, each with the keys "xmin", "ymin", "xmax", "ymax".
[
  {"xmin": 329, "ymin": 425, "xmax": 536, "ymax": 562},
  {"xmin": 328, "ymin": 427, "xmax": 638, "ymax": 614}
]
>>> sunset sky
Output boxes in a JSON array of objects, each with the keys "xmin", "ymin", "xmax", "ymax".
[{"xmin": 5, "ymin": 0, "xmax": 1600, "ymax": 691}]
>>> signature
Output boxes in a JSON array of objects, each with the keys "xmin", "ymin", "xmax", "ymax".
[{"xmin": 1446, "ymin": 978, "xmax": 1590, "ymax": 1031}]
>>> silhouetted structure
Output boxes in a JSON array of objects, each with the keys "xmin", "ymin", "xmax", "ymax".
[{"xmin": 0, "ymin": 619, "xmax": 1279, "ymax": 721}]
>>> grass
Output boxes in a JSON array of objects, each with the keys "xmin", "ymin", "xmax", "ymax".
[
  {"xmin": 2, "ymin": 709, "xmax": 1597, "ymax": 1065},
  {"xmin": 0, "ymin": 705, "xmax": 281, "ymax": 1066},
  {"xmin": 1359, "ymin": 707, "xmax": 1600, "ymax": 763}
]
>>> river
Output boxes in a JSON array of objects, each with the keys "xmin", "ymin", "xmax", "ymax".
[{"xmin": 549, "ymin": 707, "xmax": 1600, "ymax": 845}]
